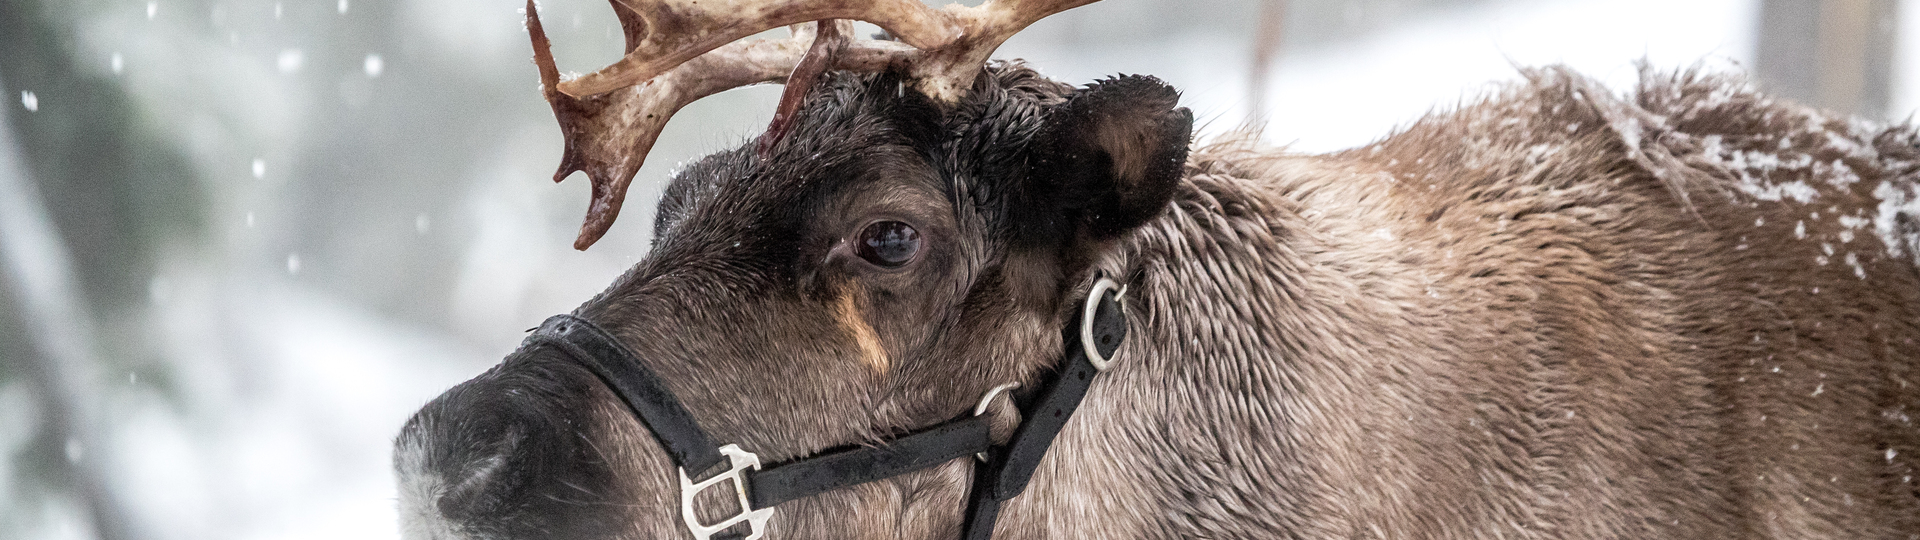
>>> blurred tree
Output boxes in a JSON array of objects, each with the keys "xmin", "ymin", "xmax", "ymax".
[
  {"xmin": 1, "ymin": 0, "xmax": 204, "ymax": 537},
  {"xmin": 1757, "ymin": 0, "xmax": 1899, "ymax": 119},
  {"xmin": 1248, "ymin": 0, "xmax": 1288, "ymax": 124}
]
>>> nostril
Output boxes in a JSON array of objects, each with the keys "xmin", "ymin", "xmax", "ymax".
[
  {"xmin": 395, "ymin": 408, "xmax": 531, "ymax": 539},
  {"xmin": 397, "ymin": 348, "xmax": 638, "ymax": 539},
  {"xmin": 399, "ymin": 380, "xmax": 548, "ymax": 525}
]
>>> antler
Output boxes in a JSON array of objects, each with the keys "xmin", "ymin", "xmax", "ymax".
[
  {"xmin": 527, "ymin": 0, "xmax": 1100, "ymax": 249},
  {"xmin": 558, "ymin": 0, "xmax": 964, "ymax": 98},
  {"xmin": 905, "ymin": 0, "xmax": 1099, "ymax": 101}
]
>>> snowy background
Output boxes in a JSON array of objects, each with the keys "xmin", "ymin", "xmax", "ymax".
[{"xmin": 0, "ymin": 0, "xmax": 1911, "ymax": 538}]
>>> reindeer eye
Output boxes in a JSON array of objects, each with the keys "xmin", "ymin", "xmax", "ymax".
[{"xmin": 854, "ymin": 221, "xmax": 921, "ymax": 268}]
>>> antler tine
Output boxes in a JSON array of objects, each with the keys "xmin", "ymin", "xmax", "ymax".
[
  {"xmin": 527, "ymin": 0, "xmax": 1103, "ymax": 249},
  {"xmin": 528, "ymin": 1, "xmax": 911, "ymax": 249},
  {"xmin": 909, "ymin": 0, "xmax": 1101, "ymax": 102},
  {"xmin": 557, "ymin": 0, "xmax": 964, "ymax": 98}
]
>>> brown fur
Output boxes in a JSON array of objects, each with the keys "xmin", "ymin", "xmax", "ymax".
[
  {"xmin": 395, "ymin": 66, "xmax": 1920, "ymax": 539},
  {"xmin": 1019, "ymin": 67, "xmax": 1920, "ymax": 538}
]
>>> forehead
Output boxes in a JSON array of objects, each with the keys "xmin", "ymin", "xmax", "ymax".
[
  {"xmin": 646, "ymin": 66, "xmax": 1068, "ymax": 264},
  {"xmin": 655, "ymin": 82, "xmax": 944, "ymax": 233},
  {"xmin": 659, "ymin": 131, "xmax": 936, "ymax": 240}
]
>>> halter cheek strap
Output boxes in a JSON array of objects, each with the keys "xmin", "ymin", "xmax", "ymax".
[
  {"xmin": 962, "ymin": 278, "xmax": 1125, "ymax": 540},
  {"xmin": 521, "ymin": 278, "xmax": 1128, "ymax": 540}
]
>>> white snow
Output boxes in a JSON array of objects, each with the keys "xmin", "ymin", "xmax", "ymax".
[
  {"xmin": 363, "ymin": 54, "xmax": 384, "ymax": 78},
  {"xmin": 1839, "ymin": 214, "xmax": 1871, "ymax": 231},
  {"xmin": 1738, "ymin": 179, "xmax": 1820, "ymax": 204},
  {"xmin": 19, "ymin": 91, "xmax": 36, "ymax": 112},
  {"xmin": 1700, "ymin": 134, "xmax": 1835, "ymax": 205},
  {"xmin": 1872, "ymin": 181, "xmax": 1920, "ymax": 264}
]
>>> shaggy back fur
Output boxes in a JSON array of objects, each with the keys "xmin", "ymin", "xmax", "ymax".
[
  {"xmin": 394, "ymin": 65, "xmax": 1920, "ymax": 539},
  {"xmin": 1056, "ymin": 67, "xmax": 1919, "ymax": 538}
]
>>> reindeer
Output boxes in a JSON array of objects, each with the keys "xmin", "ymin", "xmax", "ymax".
[{"xmin": 393, "ymin": 0, "xmax": 1920, "ymax": 538}]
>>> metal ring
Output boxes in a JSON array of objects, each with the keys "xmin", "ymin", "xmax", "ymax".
[
  {"xmin": 973, "ymin": 382, "xmax": 1021, "ymax": 417},
  {"xmin": 1082, "ymin": 277, "xmax": 1123, "ymax": 371},
  {"xmin": 972, "ymin": 382, "xmax": 1020, "ymax": 462}
]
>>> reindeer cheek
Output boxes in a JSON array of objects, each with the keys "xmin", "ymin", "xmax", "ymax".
[{"xmin": 833, "ymin": 288, "xmax": 891, "ymax": 375}]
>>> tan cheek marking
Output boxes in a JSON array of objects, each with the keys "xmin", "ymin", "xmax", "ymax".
[{"xmin": 835, "ymin": 291, "xmax": 890, "ymax": 374}]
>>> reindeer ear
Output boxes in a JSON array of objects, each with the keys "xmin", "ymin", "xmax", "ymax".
[{"xmin": 1026, "ymin": 75, "xmax": 1193, "ymax": 238}]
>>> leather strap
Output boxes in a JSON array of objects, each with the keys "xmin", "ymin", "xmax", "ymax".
[
  {"xmin": 748, "ymin": 415, "xmax": 993, "ymax": 509},
  {"xmin": 526, "ymin": 315, "xmax": 999, "ymax": 504},
  {"xmin": 527, "ymin": 283, "xmax": 1127, "ymax": 540},
  {"xmin": 525, "ymin": 314, "xmax": 728, "ymax": 476},
  {"xmin": 961, "ymin": 290, "xmax": 1126, "ymax": 540}
]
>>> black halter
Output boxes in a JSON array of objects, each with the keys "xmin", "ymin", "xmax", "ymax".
[{"xmin": 521, "ymin": 280, "xmax": 1128, "ymax": 540}]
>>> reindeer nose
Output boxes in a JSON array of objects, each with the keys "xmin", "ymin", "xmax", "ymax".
[
  {"xmin": 397, "ymin": 363, "xmax": 620, "ymax": 539},
  {"xmin": 397, "ymin": 347, "xmax": 656, "ymax": 540},
  {"xmin": 431, "ymin": 413, "xmax": 529, "ymax": 520},
  {"xmin": 396, "ymin": 382, "xmax": 538, "ymax": 523}
]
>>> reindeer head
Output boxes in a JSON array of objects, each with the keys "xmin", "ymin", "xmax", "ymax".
[{"xmin": 394, "ymin": 1, "xmax": 1191, "ymax": 538}]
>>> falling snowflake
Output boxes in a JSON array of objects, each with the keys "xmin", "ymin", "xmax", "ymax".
[
  {"xmin": 364, "ymin": 54, "xmax": 384, "ymax": 78},
  {"xmin": 277, "ymin": 49, "xmax": 304, "ymax": 74}
]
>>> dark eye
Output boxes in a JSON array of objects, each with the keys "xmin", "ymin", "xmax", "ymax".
[{"xmin": 854, "ymin": 220, "xmax": 921, "ymax": 268}]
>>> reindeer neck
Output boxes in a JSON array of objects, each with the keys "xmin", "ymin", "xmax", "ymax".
[{"xmin": 981, "ymin": 144, "xmax": 1452, "ymax": 538}]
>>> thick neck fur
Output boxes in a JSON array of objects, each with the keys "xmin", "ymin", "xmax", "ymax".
[{"xmin": 994, "ymin": 68, "xmax": 1920, "ymax": 538}]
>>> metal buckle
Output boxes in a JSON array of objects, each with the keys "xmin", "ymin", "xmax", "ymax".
[
  {"xmin": 678, "ymin": 444, "xmax": 774, "ymax": 540},
  {"xmin": 972, "ymin": 382, "xmax": 1021, "ymax": 462},
  {"xmin": 1082, "ymin": 277, "xmax": 1123, "ymax": 371}
]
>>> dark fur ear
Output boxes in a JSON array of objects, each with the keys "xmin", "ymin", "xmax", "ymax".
[{"xmin": 1025, "ymin": 75, "xmax": 1193, "ymax": 238}]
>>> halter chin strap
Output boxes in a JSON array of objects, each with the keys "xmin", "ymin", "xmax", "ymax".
[{"xmin": 521, "ymin": 278, "xmax": 1128, "ymax": 540}]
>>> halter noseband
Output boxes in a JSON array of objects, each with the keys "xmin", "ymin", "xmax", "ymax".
[{"xmin": 520, "ymin": 278, "xmax": 1128, "ymax": 540}]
